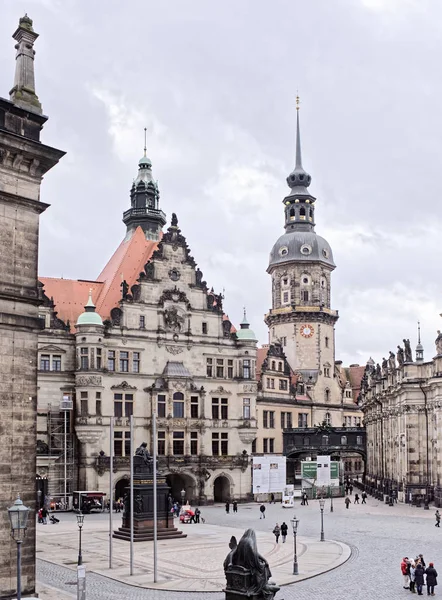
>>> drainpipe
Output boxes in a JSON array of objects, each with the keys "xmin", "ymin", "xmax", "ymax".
[{"xmin": 419, "ymin": 381, "xmax": 430, "ymax": 509}]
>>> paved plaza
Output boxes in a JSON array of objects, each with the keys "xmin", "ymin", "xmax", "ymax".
[{"xmin": 36, "ymin": 496, "xmax": 442, "ymax": 599}]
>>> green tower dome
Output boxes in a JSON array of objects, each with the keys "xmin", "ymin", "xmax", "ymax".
[
  {"xmin": 76, "ymin": 290, "xmax": 103, "ymax": 326},
  {"xmin": 236, "ymin": 309, "xmax": 257, "ymax": 342}
]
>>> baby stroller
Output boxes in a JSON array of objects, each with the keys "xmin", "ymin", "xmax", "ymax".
[{"xmin": 49, "ymin": 514, "xmax": 60, "ymax": 524}]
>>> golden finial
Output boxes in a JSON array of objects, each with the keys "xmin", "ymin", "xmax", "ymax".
[
  {"xmin": 296, "ymin": 93, "xmax": 300, "ymax": 111},
  {"xmin": 143, "ymin": 127, "xmax": 147, "ymax": 157}
]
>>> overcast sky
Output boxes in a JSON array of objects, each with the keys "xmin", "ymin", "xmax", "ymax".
[{"xmin": 1, "ymin": 0, "xmax": 442, "ymax": 366}]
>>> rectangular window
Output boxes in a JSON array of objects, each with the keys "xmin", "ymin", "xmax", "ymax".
[
  {"xmin": 139, "ymin": 315, "xmax": 145, "ymax": 328},
  {"xmin": 281, "ymin": 412, "xmax": 286, "ymax": 429},
  {"xmin": 173, "ymin": 431, "xmax": 184, "ymax": 455},
  {"xmin": 263, "ymin": 438, "xmax": 268, "ymax": 453},
  {"xmin": 279, "ymin": 379, "xmax": 288, "ymax": 391},
  {"xmin": 96, "ymin": 348, "xmax": 102, "ymax": 370},
  {"xmin": 114, "ymin": 393, "xmax": 123, "ymax": 417},
  {"xmin": 157, "ymin": 394, "xmax": 166, "ymax": 418},
  {"xmin": 206, "ymin": 358, "xmax": 213, "ymax": 377},
  {"xmin": 216, "ymin": 359, "xmax": 224, "ymax": 378},
  {"xmin": 227, "ymin": 359, "xmax": 234, "ymax": 379},
  {"xmin": 266, "ymin": 378, "xmax": 275, "ymax": 389},
  {"xmin": 298, "ymin": 413, "xmax": 308, "ymax": 428},
  {"xmin": 221, "ymin": 432, "xmax": 228, "ymax": 456},
  {"xmin": 243, "ymin": 359, "xmax": 251, "ymax": 379},
  {"xmin": 287, "ymin": 412, "xmax": 292, "ymax": 429},
  {"xmin": 212, "ymin": 433, "xmax": 219, "ymax": 456},
  {"xmin": 202, "ymin": 322, "xmax": 208, "ymax": 334},
  {"xmin": 80, "ymin": 347, "xmax": 89, "ymax": 370},
  {"xmin": 173, "ymin": 397, "xmax": 184, "ymax": 418},
  {"xmin": 114, "ymin": 431, "xmax": 123, "ymax": 456},
  {"xmin": 281, "ymin": 336, "xmax": 287, "ymax": 347},
  {"xmin": 190, "ymin": 396, "xmax": 199, "ymax": 419},
  {"xmin": 120, "ymin": 351, "xmax": 129, "ymax": 372},
  {"xmin": 252, "ymin": 438, "xmax": 257, "ymax": 453},
  {"xmin": 108, "ymin": 350, "xmax": 115, "ymax": 372},
  {"xmin": 80, "ymin": 391, "xmax": 88, "ymax": 416},
  {"xmin": 221, "ymin": 398, "xmax": 228, "ymax": 420},
  {"xmin": 243, "ymin": 398, "xmax": 251, "ymax": 420},
  {"xmin": 124, "ymin": 393, "xmax": 134, "ymax": 417},
  {"xmin": 158, "ymin": 431, "xmax": 166, "ymax": 455},
  {"xmin": 190, "ymin": 432, "xmax": 198, "ymax": 455},
  {"xmin": 96, "ymin": 391, "xmax": 102, "ymax": 416},
  {"xmin": 263, "ymin": 410, "xmax": 268, "ymax": 428},
  {"xmin": 212, "ymin": 398, "xmax": 219, "ymax": 420},
  {"xmin": 325, "ymin": 337, "xmax": 329, "ymax": 348},
  {"xmin": 124, "ymin": 431, "xmax": 130, "ymax": 456},
  {"xmin": 40, "ymin": 354, "xmax": 50, "ymax": 371},
  {"xmin": 302, "ymin": 290, "xmax": 309, "ymax": 302},
  {"xmin": 269, "ymin": 411, "xmax": 275, "ymax": 428},
  {"xmin": 283, "ymin": 291, "xmax": 289, "ymax": 303},
  {"xmin": 324, "ymin": 367, "xmax": 330, "ymax": 377},
  {"xmin": 52, "ymin": 355, "xmax": 62, "ymax": 371},
  {"xmin": 133, "ymin": 352, "xmax": 140, "ymax": 373}
]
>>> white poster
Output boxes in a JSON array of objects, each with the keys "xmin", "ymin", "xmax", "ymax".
[
  {"xmin": 316, "ymin": 455, "xmax": 331, "ymax": 487},
  {"xmin": 252, "ymin": 456, "xmax": 286, "ymax": 493}
]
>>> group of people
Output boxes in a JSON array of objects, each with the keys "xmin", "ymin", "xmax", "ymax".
[
  {"xmin": 401, "ymin": 555, "xmax": 438, "ymax": 595},
  {"xmin": 225, "ymin": 501, "xmax": 238, "ymax": 514},
  {"xmin": 344, "ymin": 491, "xmax": 367, "ymax": 508},
  {"xmin": 37, "ymin": 507, "xmax": 59, "ymax": 524},
  {"xmin": 272, "ymin": 522, "xmax": 289, "ymax": 543}
]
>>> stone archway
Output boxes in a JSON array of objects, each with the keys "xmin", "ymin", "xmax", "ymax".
[
  {"xmin": 213, "ymin": 475, "xmax": 231, "ymax": 502},
  {"xmin": 166, "ymin": 472, "xmax": 197, "ymax": 503},
  {"xmin": 115, "ymin": 477, "xmax": 129, "ymax": 502}
]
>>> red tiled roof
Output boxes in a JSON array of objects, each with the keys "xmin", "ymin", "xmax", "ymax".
[
  {"xmin": 40, "ymin": 227, "xmax": 159, "ymax": 328},
  {"xmin": 348, "ymin": 365, "xmax": 365, "ymax": 402},
  {"xmin": 256, "ymin": 347, "xmax": 269, "ymax": 376}
]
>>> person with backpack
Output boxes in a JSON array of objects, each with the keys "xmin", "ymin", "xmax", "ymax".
[
  {"xmin": 280, "ymin": 522, "xmax": 288, "ymax": 543},
  {"xmin": 259, "ymin": 504, "xmax": 266, "ymax": 519},
  {"xmin": 344, "ymin": 496, "xmax": 351, "ymax": 509},
  {"xmin": 354, "ymin": 493, "xmax": 360, "ymax": 504},
  {"xmin": 415, "ymin": 561, "xmax": 425, "ymax": 595},
  {"xmin": 273, "ymin": 523, "xmax": 281, "ymax": 543}
]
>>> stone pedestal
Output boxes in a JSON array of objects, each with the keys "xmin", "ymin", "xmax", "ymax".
[{"xmin": 113, "ymin": 455, "xmax": 186, "ymax": 542}]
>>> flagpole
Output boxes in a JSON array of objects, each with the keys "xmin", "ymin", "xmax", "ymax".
[
  {"xmin": 153, "ymin": 410, "xmax": 158, "ymax": 582},
  {"xmin": 109, "ymin": 416, "xmax": 114, "ymax": 569},
  {"xmin": 130, "ymin": 414, "xmax": 134, "ymax": 576}
]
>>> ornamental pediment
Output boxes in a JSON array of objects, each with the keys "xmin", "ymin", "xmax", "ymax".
[
  {"xmin": 209, "ymin": 385, "xmax": 232, "ymax": 396},
  {"xmin": 39, "ymin": 344, "xmax": 67, "ymax": 354},
  {"xmin": 110, "ymin": 381, "xmax": 137, "ymax": 390}
]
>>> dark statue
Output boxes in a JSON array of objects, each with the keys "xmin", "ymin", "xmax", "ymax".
[
  {"xmin": 224, "ymin": 529, "xmax": 280, "ymax": 599},
  {"xmin": 171, "ymin": 212, "xmax": 178, "ymax": 227},
  {"xmin": 436, "ymin": 330, "xmax": 442, "ymax": 356},
  {"xmin": 121, "ymin": 279, "xmax": 129, "ymax": 300},
  {"xmin": 375, "ymin": 363, "xmax": 381, "ymax": 378},
  {"xmin": 381, "ymin": 357, "xmax": 388, "ymax": 376},
  {"xmin": 135, "ymin": 442, "xmax": 152, "ymax": 465},
  {"xmin": 388, "ymin": 351, "xmax": 396, "ymax": 371},
  {"xmin": 403, "ymin": 338, "xmax": 413, "ymax": 363},
  {"xmin": 397, "ymin": 345, "xmax": 404, "ymax": 366}
]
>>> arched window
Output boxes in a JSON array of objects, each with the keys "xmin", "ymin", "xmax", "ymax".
[
  {"xmin": 289, "ymin": 208, "xmax": 295, "ymax": 220},
  {"xmin": 325, "ymin": 388, "xmax": 330, "ymax": 402},
  {"xmin": 341, "ymin": 435, "xmax": 347, "ymax": 445},
  {"xmin": 324, "ymin": 411, "xmax": 331, "ymax": 425},
  {"xmin": 322, "ymin": 435, "xmax": 329, "ymax": 445},
  {"xmin": 278, "ymin": 362, "xmax": 282, "ymax": 372},
  {"xmin": 173, "ymin": 392, "xmax": 184, "ymax": 418},
  {"xmin": 356, "ymin": 436, "xmax": 363, "ymax": 445},
  {"xmin": 309, "ymin": 208, "xmax": 313, "ymax": 219},
  {"xmin": 300, "ymin": 207, "xmax": 306, "ymax": 218},
  {"xmin": 271, "ymin": 361, "xmax": 276, "ymax": 371}
]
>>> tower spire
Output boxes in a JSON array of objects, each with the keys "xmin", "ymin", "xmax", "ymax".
[
  {"xmin": 295, "ymin": 94, "xmax": 302, "ymax": 169},
  {"xmin": 9, "ymin": 15, "xmax": 42, "ymax": 114},
  {"xmin": 416, "ymin": 320, "xmax": 424, "ymax": 362},
  {"xmin": 286, "ymin": 95, "xmax": 312, "ymax": 194},
  {"xmin": 143, "ymin": 127, "xmax": 147, "ymax": 157}
]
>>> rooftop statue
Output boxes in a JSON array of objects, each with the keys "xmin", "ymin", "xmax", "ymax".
[{"xmin": 224, "ymin": 528, "xmax": 280, "ymax": 599}]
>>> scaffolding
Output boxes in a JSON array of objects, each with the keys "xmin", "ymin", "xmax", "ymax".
[{"xmin": 47, "ymin": 396, "xmax": 75, "ymax": 509}]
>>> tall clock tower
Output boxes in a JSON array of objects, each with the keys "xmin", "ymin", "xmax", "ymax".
[{"xmin": 265, "ymin": 101, "xmax": 339, "ymax": 407}]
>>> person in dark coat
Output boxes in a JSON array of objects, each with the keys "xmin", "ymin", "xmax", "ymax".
[
  {"xmin": 233, "ymin": 501, "xmax": 238, "ymax": 513},
  {"xmin": 280, "ymin": 522, "xmax": 288, "ymax": 543},
  {"xmin": 272, "ymin": 523, "xmax": 280, "ymax": 543},
  {"xmin": 259, "ymin": 504, "xmax": 266, "ymax": 519},
  {"xmin": 225, "ymin": 501, "xmax": 230, "ymax": 514},
  {"xmin": 435, "ymin": 510, "xmax": 441, "ymax": 527},
  {"xmin": 425, "ymin": 562, "xmax": 438, "ymax": 596},
  {"xmin": 415, "ymin": 562, "xmax": 425, "ymax": 595}
]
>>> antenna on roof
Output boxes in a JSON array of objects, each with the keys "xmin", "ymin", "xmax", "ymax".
[{"xmin": 144, "ymin": 127, "xmax": 147, "ymax": 157}]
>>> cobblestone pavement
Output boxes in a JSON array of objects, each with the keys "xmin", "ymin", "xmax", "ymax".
[{"xmin": 37, "ymin": 496, "xmax": 442, "ymax": 599}]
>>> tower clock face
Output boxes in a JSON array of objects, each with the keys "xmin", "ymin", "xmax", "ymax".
[{"xmin": 300, "ymin": 324, "xmax": 314, "ymax": 338}]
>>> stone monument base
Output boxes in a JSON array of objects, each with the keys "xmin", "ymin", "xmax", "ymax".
[{"xmin": 113, "ymin": 524, "xmax": 186, "ymax": 542}]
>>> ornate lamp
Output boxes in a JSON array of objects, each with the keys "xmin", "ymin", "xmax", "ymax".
[
  {"xmin": 8, "ymin": 495, "xmax": 31, "ymax": 600},
  {"xmin": 290, "ymin": 516, "xmax": 299, "ymax": 575}
]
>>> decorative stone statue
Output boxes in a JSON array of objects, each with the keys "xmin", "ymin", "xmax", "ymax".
[
  {"xmin": 381, "ymin": 357, "xmax": 388, "ymax": 376},
  {"xmin": 121, "ymin": 279, "xmax": 129, "ymax": 300},
  {"xmin": 375, "ymin": 363, "xmax": 381, "ymax": 379},
  {"xmin": 436, "ymin": 331, "xmax": 442, "ymax": 356},
  {"xmin": 171, "ymin": 212, "xmax": 178, "ymax": 227},
  {"xmin": 223, "ymin": 529, "xmax": 280, "ymax": 599},
  {"xmin": 397, "ymin": 345, "xmax": 404, "ymax": 366},
  {"xmin": 135, "ymin": 442, "xmax": 152, "ymax": 465},
  {"xmin": 403, "ymin": 338, "xmax": 413, "ymax": 363},
  {"xmin": 388, "ymin": 351, "xmax": 396, "ymax": 371}
]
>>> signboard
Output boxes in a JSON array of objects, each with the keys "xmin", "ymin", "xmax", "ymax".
[
  {"xmin": 301, "ymin": 461, "xmax": 340, "ymax": 483},
  {"xmin": 252, "ymin": 456, "xmax": 286, "ymax": 493},
  {"xmin": 316, "ymin": 455, "xmax": 331, "ymax": 486},
  {"xmin": 77, "ymin": 565, "xmax": 86, "ymax": 600}
]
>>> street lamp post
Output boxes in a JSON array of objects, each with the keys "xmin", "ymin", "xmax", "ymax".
[
  {"xmin": 290, "ymin": 516, "xmax": 299, "ymax": 575},
  {"xmin": 7, "ymin": 495, "xmax": 31, "ymax": 600},
  {"xmin": 330, "ymin": 487, "xmax": 334, "ymax": 513},
  {"xmin": 76, "ymin": 513, "xmax": 84, "ymax": 565},
  {"xmin": 256, "ymin": 485, "xmax": 260, "ymax": 501},
  {"xmin": 180, "ymin": 488, "xmax": 186, "ymax": 506},
  {"xmin": 319, "ymin": 497, "xmax": 325, "ymax": 542}
]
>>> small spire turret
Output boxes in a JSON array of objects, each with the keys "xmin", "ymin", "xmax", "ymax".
[
  {"xmin": 416, "ymin": 321, "xmax": 424, "ymax": 362},
  {"xmin": 9, "ymin": 15, "xmax": 42, "ymax": 114}
]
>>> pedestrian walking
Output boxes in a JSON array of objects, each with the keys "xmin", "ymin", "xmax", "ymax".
[
  {"xmin": 280, "ymin": 522, "xmax": 288, "ymax": 543},
  {"xmin": 302, "ymin": 492, "xmax": 308, "ymax": 506},
  {"xmin": 345, "ymin": 496, "xmax": 351, "ymax": 509},
  {"xmin": 349, "ymin": 484, "xmax": 353, "ymax": 495},
  {"xmin": 409, "ymin": 561, "xmax": 416, "ymax": 594},
  {"xmin": 361, "ymin": 491, "xmax": 367, "ymax": 504},
  {"xmin": 270, "ymin": 493, "xmax": 275, "ymax": 504},
  {"xmin": 259, "ymin": 504, "xmax": 266, "ymax": 519},
  {"xmin": 41, "ymin": 507, "xmax": 48, "ymax": 524},
  {"xmin": 354, "ymin": 493, "xmax": 360, "ymax": 504},
  {"xmin": 225, "ymin": 501, "xmax": 230, "ymax": 514},
  {"xmin": 38, "ymin": 508, "xmax": 43, "ymax": 524},
  {"xmin": 415, "ymin": 562, "xmax": 425, "ymax": 595},
  {"xmin": 233, "ymin": 500, "xmax": 238, "ymax": 513},
  {"xmin": 273, "ymin": 523, "xmax": 281, "ymax": 543},
  {"xmin": 425, "ymin": 562, "xmax": 438, "ymax": 596},
  {"xmin": 194, "ymin": 507, "xmax": 201, "ymax": 523},
  {"xmin": 401, "ymin": 557, "xmax": 410, "ymax": 589},
  {"xmin": 436, "ymin": 510, "xmax": 441, "ymax": 528}
]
